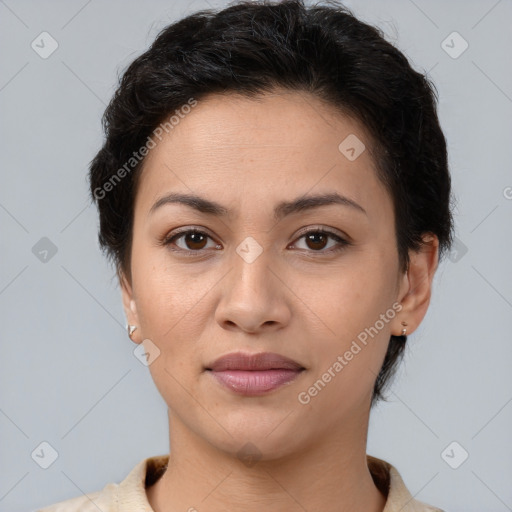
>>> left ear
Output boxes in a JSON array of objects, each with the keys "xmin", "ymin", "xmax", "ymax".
[
  {"xmin": 393, "ymin": 233, "xmax": 439, "ymax": 336},
  {"xmin": 120, "ymin": 270, "xmax": 142, "ymax": 344}
]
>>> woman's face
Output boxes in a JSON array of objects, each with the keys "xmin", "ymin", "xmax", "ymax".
[{"xmin": 121, "ymin": 90, "xmax": 418, "ymax": 459}]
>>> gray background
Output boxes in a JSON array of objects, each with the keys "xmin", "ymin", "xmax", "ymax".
[{"xmin": 1, "ymin": 0, "xmax": 511, "ymax": 511}]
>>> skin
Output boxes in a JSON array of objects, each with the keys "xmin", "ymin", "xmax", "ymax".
[{"xmin": 121, "ymin": 89, "xmax": 439, "ymax": 512}]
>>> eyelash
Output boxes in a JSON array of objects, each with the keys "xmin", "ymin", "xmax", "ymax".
[{"xmin": 161, "ymin": 227, "xmax": 351, "ymax": 257}]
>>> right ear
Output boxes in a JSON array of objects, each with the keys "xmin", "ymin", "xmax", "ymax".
[{"xmin": 120, "ymin": 270, "xmax": 142, "ymax": 344}]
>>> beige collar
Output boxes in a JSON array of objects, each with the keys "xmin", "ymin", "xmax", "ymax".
[{"xmin": 116, "ymin": 454, "xmax": 443, "ymax": 512}]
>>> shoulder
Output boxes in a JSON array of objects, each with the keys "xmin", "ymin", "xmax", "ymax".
[
  {"xmin": 367, "ymin": 454, "xmax": 445, "ymax": 512},
  {"xmin": 36, "ymin": 454, "xmax": 169, "ymax": 512}
]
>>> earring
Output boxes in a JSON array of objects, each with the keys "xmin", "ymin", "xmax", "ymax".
[
  {"xmin": 401, "ymin": 321, "xmax": 408, "ymax": 336},
  {"xmin": 127, "ymin": 324, "xmax": 137, "ymax": 338}
]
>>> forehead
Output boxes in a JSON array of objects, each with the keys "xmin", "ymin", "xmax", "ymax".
[
  {"xmin": 143, "ymin": 90, "xmax": 369, "ymax": 161},
  {"xmin": 134, "ymin": 90, "xmax": 391, "ymax": 221}
]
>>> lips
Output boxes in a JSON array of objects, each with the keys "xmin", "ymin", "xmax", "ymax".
[
  {"xmin": 205, "ymin": 352, "xmax": 305, "ymax": 396},
  {"xmin": 206, "ymin": 352, "xmax": 304, "ymax": 372}
]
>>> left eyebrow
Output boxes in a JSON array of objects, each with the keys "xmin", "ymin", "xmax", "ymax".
[
  {"xmin": 274, "ymin": 192, "xmax": 367, "ymax": 219},
  {"xmin": 148, "ymin": 191, "xmax": 367, "ymax": 220}
]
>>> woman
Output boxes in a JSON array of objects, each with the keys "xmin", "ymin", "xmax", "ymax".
[{"xmin": 39, "ymin": 0, "xmax": 453, "ymax": 510}]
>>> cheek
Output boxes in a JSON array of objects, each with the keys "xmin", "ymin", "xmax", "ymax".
[
  {"xmin": 312, "ymin": 255, "xmax": 396, "ymax": 335},
  {"xmin": 304, "ymin": 255, "xmax": 398, "ymax": 394},
  {"xmin": 130, "ymin": 248, "xmax": 224, "ymax": 392},
  {"xmin": 132, "ymin": 240, "xmax": 207, "ymax": 337},
  {"xmin": 131, "ymin": 254, "xmax": 210, "ymax": 410}
]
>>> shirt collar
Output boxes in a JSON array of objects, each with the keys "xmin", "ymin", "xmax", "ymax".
[{"xmin": 116, "ymin": 453, "xmax": 441, "ymax": 511}]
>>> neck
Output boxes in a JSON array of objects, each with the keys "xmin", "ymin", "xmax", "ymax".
[{"xmin": 146, "ymin": 410, "xmax": 386, "ymax": 512}]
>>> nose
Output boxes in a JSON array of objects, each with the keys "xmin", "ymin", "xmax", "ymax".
[{"xmin": 214, "ymin": 244, "xmax": 291, "ymax": 334}]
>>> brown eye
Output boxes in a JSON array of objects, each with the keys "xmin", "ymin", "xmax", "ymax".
[
  {"xmin": 304, "ymin": 232, "xmax": 329, "ymax": 251},
  {"xmin": 292, "ymin": 228, "xmax": 350, "ymax": 254},
  {"xmin": 164, "ymin": 229, "xmax": 219, "ymax": 252},
  {"xmin": 181, "ymin": 231, "xmax": 208, "ymax": 250}
]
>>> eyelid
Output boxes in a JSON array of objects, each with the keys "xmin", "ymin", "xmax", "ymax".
[
  {"xmin": 293, "ymin": 224, "xmax": 349, "ymax": 241},
  {"xmin": 163, "ymin": 225, "xmax": 214, "ymax": 240}
]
